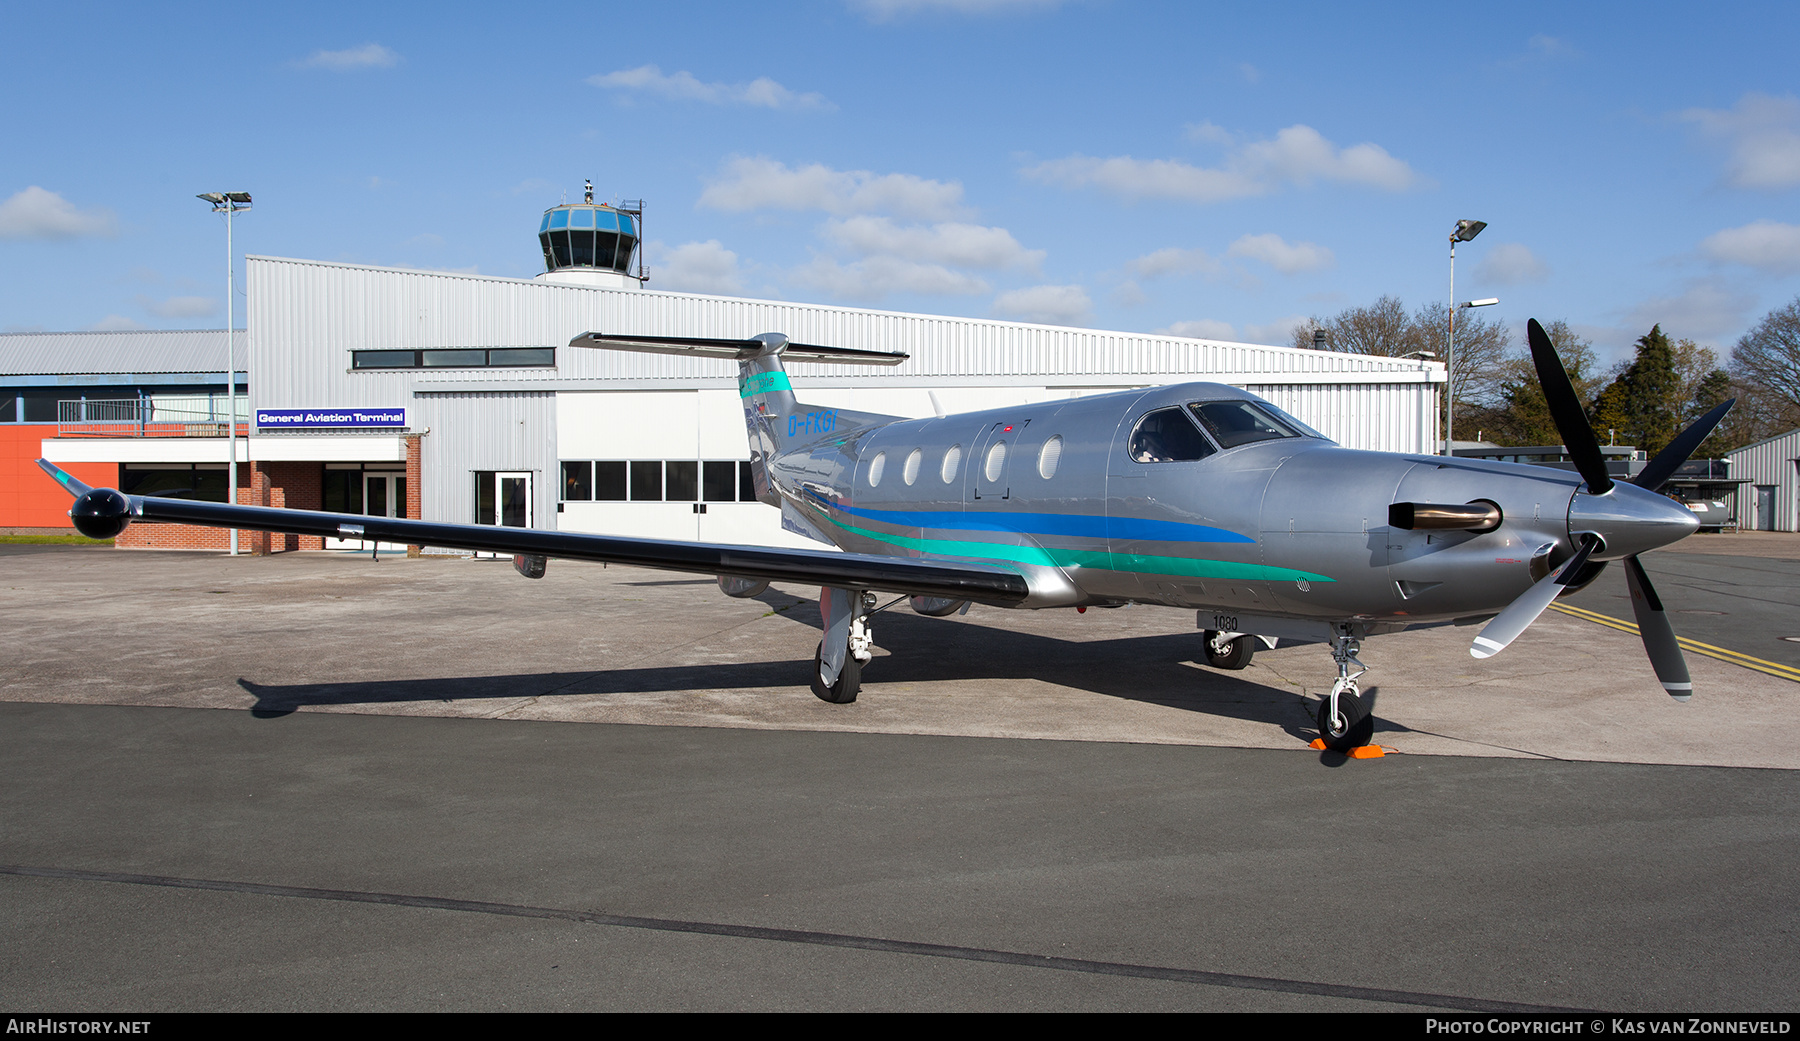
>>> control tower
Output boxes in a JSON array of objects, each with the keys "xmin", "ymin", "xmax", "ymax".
[{"xmin": 534, "ymin": 181, "xmax": 645, "ymax": 289}]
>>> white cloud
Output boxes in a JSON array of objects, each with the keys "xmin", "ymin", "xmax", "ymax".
[
  {"xmin": 794, "ymin": 255, "xmax": 989, "ymax": 301},
  {"xmin": 1027, "ymin": 124, "xmax": 1418, "ymax": 203},
  {"xmin": 992, "ymin": 284, "xmax": 1091, "ymax": 326},
  {"xmin": 139, "ymin": 295, "xmax": 218, "ymax": 319},
  {"xmin": 851, "ymin": 0, "xmax": 1064, "ymax": 20},
  {"xmin": 0, "ymin": 186, "xmax": 117, "ymax": 240},
  {"xmin": 1157, "ymin": 319, "xmax": 1237, "ymax": 341},
  {"xmin": 822, "ymin": 216, "xmax": 1042, "ymax": 270},
  {"xmin": 1472, "ymin": 242, "xmax": 1549, "ymax": 285},
  {"xmin": 1677, "ymin": 93, "xmax": 1800, "ymax": 190},
  {"xmin": 1027, "ymin": 155, "xmax": 1260, "ymax": 204},
  {"xmin": 589, "ymin": 65, "xmax": 831, "ymax": 111},
  {"xmin": 1245, "ymin": 314, "xmax": 1310, "ymax": 346},
  {"xmin": 1127, "ymin": 246, "xmax": 1221, "ymax": 279},
  {"xmin": 1226, "ymin": 233, "xmax": 1334, "ymax": 273},
  {"xmin": 654, "ymin": 240, "xmax": 745, "ymax": 295},
  {"xmin": 699, "ymin": 157, "xmax": 966, "ymax": 219},
  {"xmin": 1110, "ymin": 281, "xmax": 1147, "ymax": 307},
  {"xmin": 1701, "ymin": 220, "xmax": 1800, "ymax": 273},
  {"xmin": 90, "ymin": 315, "xmax": 145, "ymax": 331},
  {"xmin": 299, "ymin": 43, "xmax": 399, "ymax": 71},
  {"xmin": 1621, "ymin": 279, "xmax": 1758, "ymax": 343}
]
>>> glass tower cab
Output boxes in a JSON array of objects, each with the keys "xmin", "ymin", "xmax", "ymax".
[{"xmin": 534, "ymin": 181, "xmax": 646, "ymax": 289}]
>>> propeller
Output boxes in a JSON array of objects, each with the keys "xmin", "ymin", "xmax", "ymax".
[{"xmin": 1469, "ymin": 320, "xmax": 1732, "ymax": 698}]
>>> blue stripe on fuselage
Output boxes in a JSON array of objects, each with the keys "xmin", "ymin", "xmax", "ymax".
[{"xmin": 814, "ymin": 493, "xmax": 1254, "ymax": 544}]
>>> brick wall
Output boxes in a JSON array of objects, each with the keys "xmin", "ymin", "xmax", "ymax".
[
  {"xmin": 116, "ymin": 462, "xmax": 327, "ymax": 553},
  {"xmin": 249, "ymin": 461, "xmax": 324, "ymax": 554},
  {"xmin": 116, "ymin": 466, "xmax": 253, "ymax": 551},
  {"xmin": 405, "ymin": 434, "xmax": 422, "ymax": 556}
]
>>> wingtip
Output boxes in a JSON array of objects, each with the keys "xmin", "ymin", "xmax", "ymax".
[{"xmin": 36, "ymin": 458, "xmax": 93, "ymax": 498}]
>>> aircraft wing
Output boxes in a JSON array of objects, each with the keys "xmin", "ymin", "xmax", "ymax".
[{"xmin": 37, "ymin": 460, "xmax": 1029, "ymax": 606}]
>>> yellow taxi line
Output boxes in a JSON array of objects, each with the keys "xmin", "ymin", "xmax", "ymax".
[{"xmin": 1548, "ymin": 603, "xmax": 1800, "ymax": 683}]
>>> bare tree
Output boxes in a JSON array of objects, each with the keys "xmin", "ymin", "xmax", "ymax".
[
  {"xmin": 1414, "ymin": 300, "xmax": 1510, "ymax": 417},
  {"xmin": 1297, "ymin": 295, "xmax": 1509, "ymax": 441},
  {"xmin": 1731, "ymin": 297, "xmax": 1800, "ymax": 421},
  {"xmin": 1296, "ymin": 296, "xmax": 1421, "ymax": 356}
]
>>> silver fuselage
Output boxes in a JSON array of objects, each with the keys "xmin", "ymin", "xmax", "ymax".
[{"xmin": 756, "ymin": 381, "xmax": 1691, "ymax": 625}]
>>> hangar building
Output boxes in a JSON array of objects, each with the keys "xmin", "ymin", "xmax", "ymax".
[
  {"xmin": 33, "ymin": 196, "xmax": 1446, "ymax": 552},
  {"xmin": 1728, "ymin": 428, "xmax": 1800, "ymax": 532}
]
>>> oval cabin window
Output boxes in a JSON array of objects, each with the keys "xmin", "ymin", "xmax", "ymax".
[
  {"xmin": 941, "ymin": 444, "xmax": 963, "ymax": 483},
  {"xmin": 984, "ymin": 441, "xmax": 1006, "ymax": 482},
  {"xmin": 903, "ymin": 448, "xmax": 922, "ymax": 486},
  {"xmin": 1038, "ymin": 435, "xmax": 1063, "ymax": 479},
  {"xmin": 868, "ymin": 451, "xmax": 886, "ymax": 487}
]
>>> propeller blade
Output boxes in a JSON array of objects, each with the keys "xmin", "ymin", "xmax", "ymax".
[
  {"xmin": 1471, "ymin": 535, "xmax": 1599, "ymax": 659},
  {"xmin": 1527, "ymin": 318, "xmax": 1613, "ymax": 496},
  {"xmin": 1623, "ymin": 555, "xmax": 1693, "ymax": 701},
  {"xmin": 1633, "ymin": 399, "xmax": 1736, "ymax": 494}
]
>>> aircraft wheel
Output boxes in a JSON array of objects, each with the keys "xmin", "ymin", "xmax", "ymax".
[
  {"xmin": 811, "ymin": 641, "xmax": 862, "ymax": 704},
  {"xmin": 1316, "ymin": 690, "xmax": 1374, "ymax": 752},
  {"xmin": 1201, "ymin": 631, "xmax": 1255, "ymax": 670}
]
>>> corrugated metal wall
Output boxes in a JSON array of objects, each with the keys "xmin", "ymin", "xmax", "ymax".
[
  {"xmin": 1727, "ymin": 429, "xmax": 1800, "ymax": 531},
  {"xmin": 247, "ymin": 254, "xmax": 1441, "ymax": 413},
  {"xmin": 244, "ymin": 256, "xmax": 1448, "ymax": 529},
  {"xmin": 412, "ymin": 391, "xmax": 557, "ymax": 528}
]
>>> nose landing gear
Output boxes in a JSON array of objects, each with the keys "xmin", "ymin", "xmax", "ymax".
[{"xmin": 1317, "ymin": 624, "xmax": 1375, "ymax": 752}]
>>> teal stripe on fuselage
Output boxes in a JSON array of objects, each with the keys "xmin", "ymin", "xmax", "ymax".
[
  {"xmin": 815, "ymin": 492, "xmax": 1254, "ymax": 544},
  {"xmin": 801, "ymin": 495, "xmax": 1333, "ymax": 584}
]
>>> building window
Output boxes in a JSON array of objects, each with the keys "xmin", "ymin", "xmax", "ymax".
[
  {"xmin": 560, "ymin": 460, "xmax": 763, "ymax": 504},
  {"xmin": 630, "ymin": 461, "xmax": 663, "ymax": 501},
  {"xmin": 562, "ymin": 461, "xmax": 593, "ymax": 501},
  {"xmin": 351, "ymin": 348, "xmax": 556, "ymax": 370},
  {"xmin": 120, "ymin": 464, "xmax": 236, "ymax": 503}
]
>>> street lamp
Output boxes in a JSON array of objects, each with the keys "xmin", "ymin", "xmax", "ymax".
[
  {"xmin": 1445, "ymin": 219, "xmax": 1488, "ymax": 455},
  {"xmin": 197, "ymin": 191, "xmax": 251, "ymax": 554}
]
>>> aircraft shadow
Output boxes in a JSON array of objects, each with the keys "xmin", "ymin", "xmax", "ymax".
[{"xmin": 237, "ymin": 594, "xmax": 1383, "ymax": 748}]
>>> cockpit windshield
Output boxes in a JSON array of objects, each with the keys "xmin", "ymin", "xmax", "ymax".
[{"xmin": 1187, "ymin": 400, "xmax": 1314, "ymax": 448}]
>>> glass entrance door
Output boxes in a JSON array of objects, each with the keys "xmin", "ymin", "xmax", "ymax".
[
  {"xmin": 474, "ymin": 471, "xmax": 533, "ymax": 557},
  {"xmin": 324, "ymin": 468, "xmax": 408, "ymax": 551},
  {"xmin": 475, "ymin": 471, "xmax": 532, "ymax": 528}
]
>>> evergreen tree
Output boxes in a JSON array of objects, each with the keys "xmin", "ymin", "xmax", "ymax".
[
  {"xmin": 1592, "ymin": 325, "xmax": 1680, "ymax": 456},
  {"xmin": 1476, "ymin": 320, "xmax": 1601, "ymax": 447}
]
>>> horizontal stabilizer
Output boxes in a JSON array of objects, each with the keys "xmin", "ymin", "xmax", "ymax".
[{"xmin": 570, "ymin": 332, "xmax": 908, "ymax": 366}]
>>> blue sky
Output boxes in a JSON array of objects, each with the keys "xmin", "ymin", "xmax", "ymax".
[{"xmin": 3, "ymin": 0, "xmax": 1797, "ymax": 365}]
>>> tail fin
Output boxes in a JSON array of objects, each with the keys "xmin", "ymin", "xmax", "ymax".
[{"xmin": 569, "ymin": 331, "xmax": 908, "ymax": 505}]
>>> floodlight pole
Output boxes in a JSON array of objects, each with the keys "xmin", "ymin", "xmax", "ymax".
[
  {"xmin": 1445, "ymin": 219, "xmax": 1487, "ymax": 455},
  {"xmin": 198, "ymin": 192, "xmax": 252, "ymax": 553}
]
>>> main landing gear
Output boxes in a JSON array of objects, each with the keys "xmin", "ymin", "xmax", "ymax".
[
  {"xmin": 1201, "ymin": 630, "xmax": 1256, "ymax": 670},
  {"xmin": 812, "ymin": 587, "xmax": 877, "ymax": 704},
  {"xmin": 1316, "ymin": 623, "xmax": 1374, "ymax": 752}
]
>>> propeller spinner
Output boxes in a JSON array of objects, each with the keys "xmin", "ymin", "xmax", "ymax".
[{"xmin": 1467, "ymin": 319, "xmax": 1731, "ymax": 700}]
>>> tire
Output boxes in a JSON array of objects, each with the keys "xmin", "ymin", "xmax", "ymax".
[
  {"xmin": 1316, "ymin": 691, "xmax": 1374, "ymax": 752},
  {"xmin": 810, "ymin": 641, "xmax": 862, "ymax": 704},
  {"xmin": 1201, "ymin": 631, "xmax": 1254, "ymax": 670}
]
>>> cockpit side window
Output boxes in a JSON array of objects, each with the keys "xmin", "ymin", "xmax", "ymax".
[
  {"xmin": 1187, "ymin": 400, "xmax": 1301, "ymax": 448},
  {"xmin": 1129, "ymin": 407, "xmax": 1217, "ymax": 463}
]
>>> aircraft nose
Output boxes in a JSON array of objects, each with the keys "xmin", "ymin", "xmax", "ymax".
[{"xmin": 1567, "ymin": 482, "xmax": 1699, "ymax": 560}]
